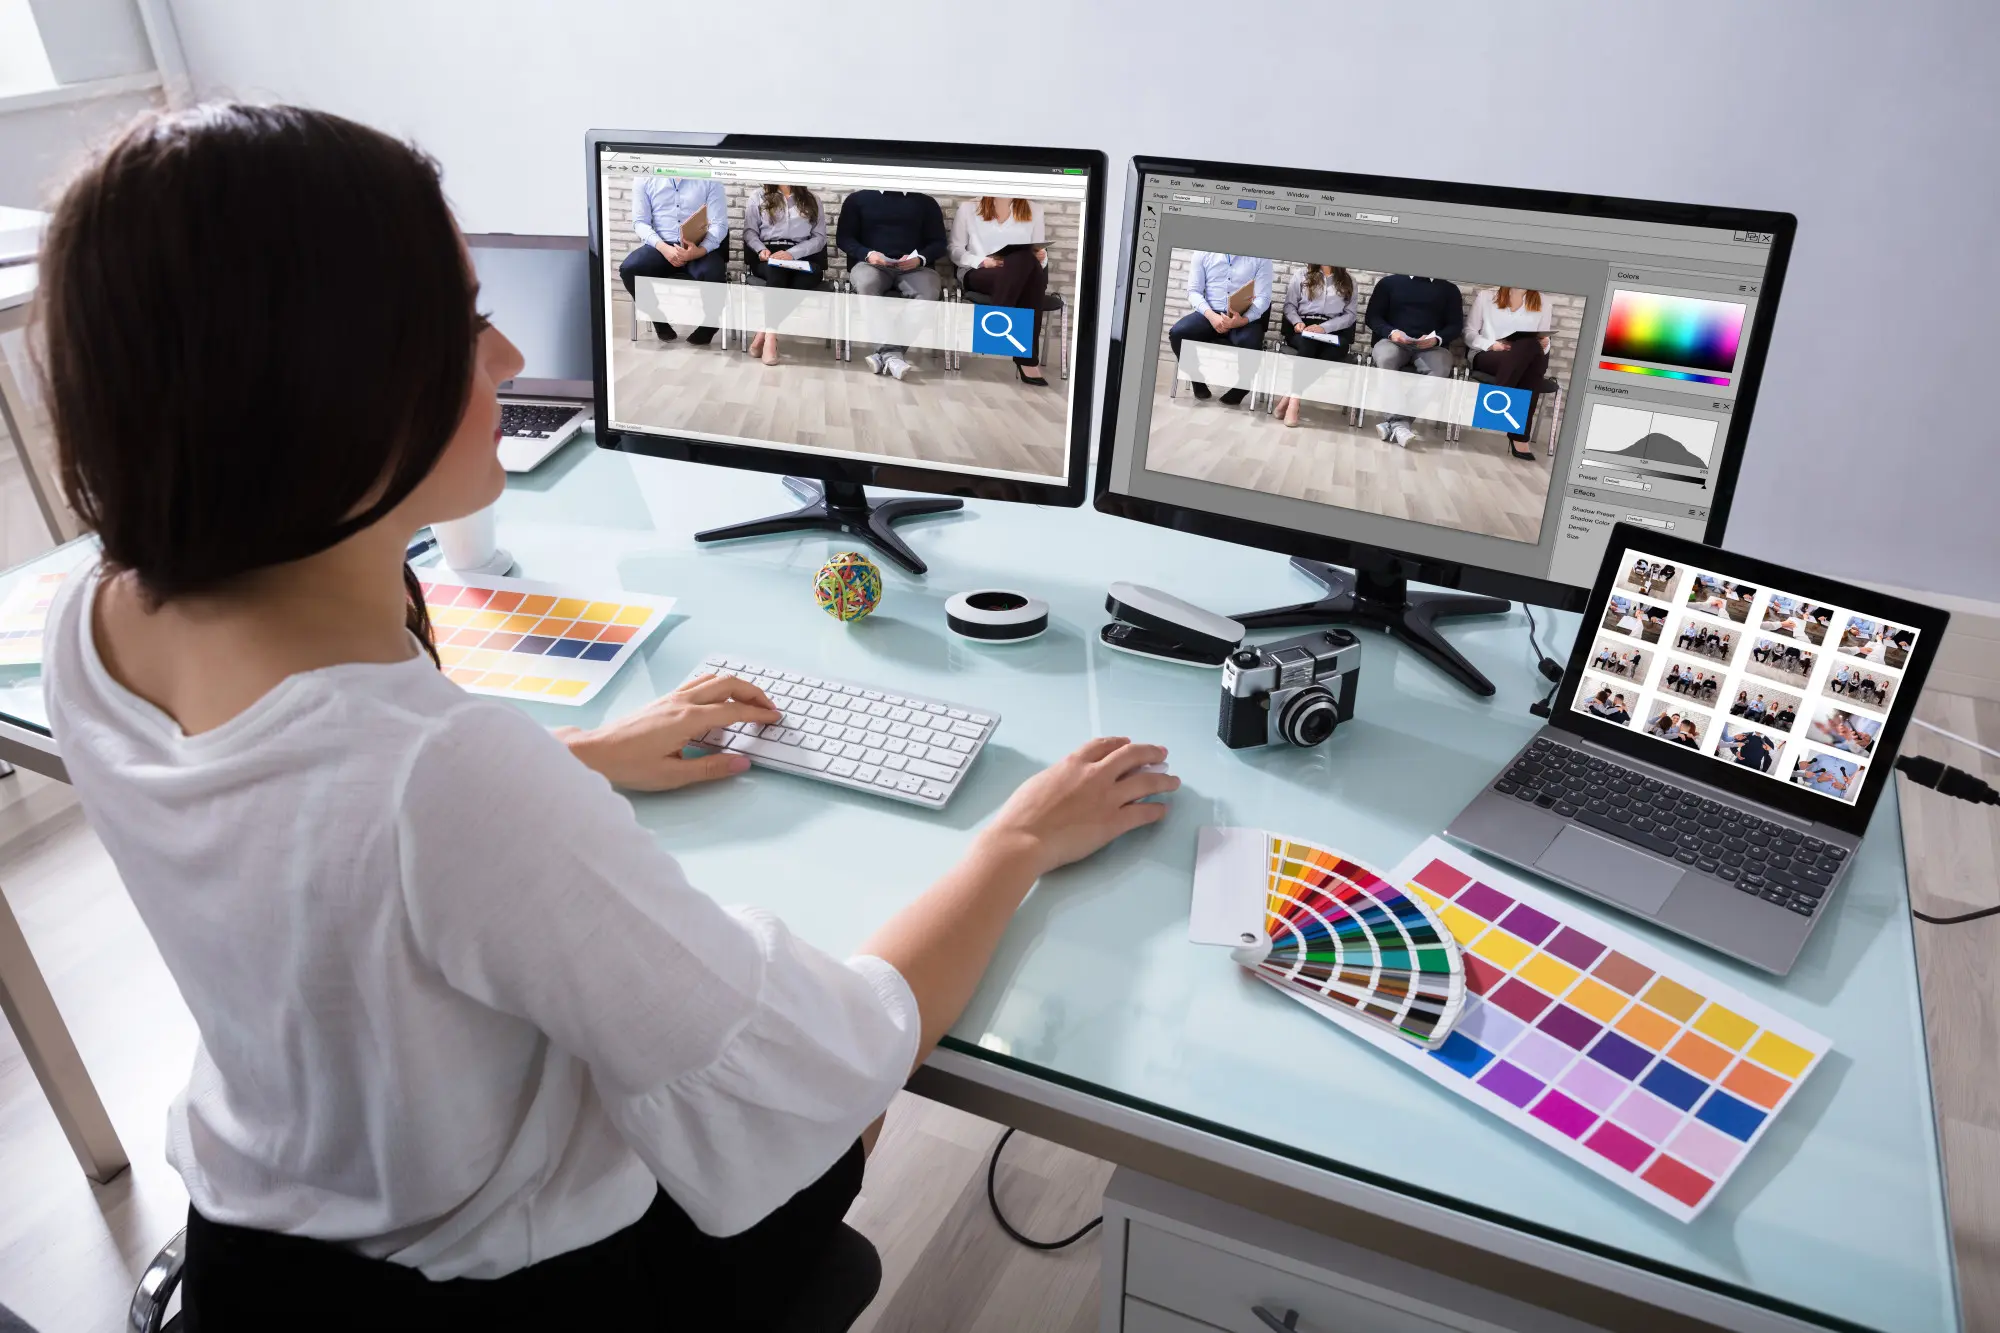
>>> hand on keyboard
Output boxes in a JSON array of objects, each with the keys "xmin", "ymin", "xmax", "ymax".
[
  {"xmin": 560, "ymin": 671, "xmax": 781, "ymax": 791},
  {"xmin": 981, "ymin": 738, "xmax": 1179, "ymax": 877}
]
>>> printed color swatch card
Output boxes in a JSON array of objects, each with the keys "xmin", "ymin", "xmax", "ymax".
[
  {"xmin": 418, "ymin": 571, "xmax": 674, "ymax": 706},
  {"xmin": 0, "ymin": 571, "xmax": 67, "ymax": 666},
  {"xmin": 1377, "ymin": 838, "xmax": 1828, "ymax": 1220}
]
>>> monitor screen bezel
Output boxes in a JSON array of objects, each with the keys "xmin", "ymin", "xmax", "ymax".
[
  {"xmin": 1552, "ymin": 523, "xmax": 1947, "ymax": 836},
  {"xmin": 1091, "ymin": 154, "xmax": 1798, "ymax": 612},
  {"xmin": 584, "ymin": 129, "xmax": 1106, "ymax": 508}
]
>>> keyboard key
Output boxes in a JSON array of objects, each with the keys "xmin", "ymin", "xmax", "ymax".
[
  {"xmin": 907, "ymin": 759, "xmax": 958, "ymax": 782},
  {"xmin": 889, "ymin": 707, "xmax": 912, "ymax": 721},
  {"xmin": 896, "ymin": 776, "xmax": 924, "ymax": 794},
  {"xmin": 884, "ymin": 755, "xmax": 907, "ymax": 771},
  {"xmin": 948, "ymin": 737, "xmax": 975, "ymax": 753},
  {"xmin": 1786, "ymin": 897, "xmax": 1815, "ymax": 916},
  {"xmin": 828, "ymin": 758, "xmax": 858, "ymax": 777},
  {"xmin": 873, "ymin": 772, "xmax": 899, "ymax": 789},
  {"xmin": 862, "ymin": 690, "xmax": 883, "ymax": 700},
  {"xmin": 864, "ymin": 748, "xmax": 887, "ymax": 765},
  {"xmin": 867, "ymin": 718, "xmax": 891, "ymax": 733},
  {"xmin": 925, "ymin": 704, "xmax": 947, "ymax": 715},
  {"xmin": 933, "ymin": 750, "xmax": 965, "ymax": 768},
  {"xmin": 921, "ymin": 785, "xmax": 948, "ymax": 801},
  {"xmin": 1494, "ymin": 780, "xmax": 1519, "ymax": 795},
  {"xmin": 801, "ymin": 736, "xmax": 825, "ymax": 751},
  {"xmin": 866, "ymin": 702, "xmax": 891, "ymax": 717},
  {"xmin": 841, "ymin": 743, "xmax": 866, "ymax": 760},
  {"xmin": 889, "ymin": 722, "xmax": 913, "ymax": 738},
  {"xmin": 856, "ymin": 764, "xmax": 881, "ymax": 782},
  {"xmin": 841, "ymin": 727, "xmax": 866, "ymax": 744},
  {"xmin": 739, "ymin": 737, "xmax": 828, "ymax": 769},
  {"xmin": 969, "ymin": 713, "xmax": 992, "ymax": 725},
  {"xmin": 882, "ymin": 738, "xmax": 906, "ymax": 754}
]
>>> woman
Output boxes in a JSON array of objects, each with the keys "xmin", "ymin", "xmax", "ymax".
[
  {"xmin": 742, "ymin": 183, "xmax": 827, "ymax": 366},
  {"xmin": 1732, "ymin": 689, "xmax": 1750, "ymax": 716},
  {"xmin": 35, "ymin": 106, "xmax": 1176, "ymax": 1326},
  {"xmin": 948, "ymin": 195, "xmax": 1050, "ymax": 385},
  {"xmin": 1464, "ymin": 286, "xmax": 1554, "ymax": 461},
  {"xmin": 1270, "ymin": 264, "xmax": 1357, "ymax": 427}
]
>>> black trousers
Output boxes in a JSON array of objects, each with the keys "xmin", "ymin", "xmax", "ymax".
[
  {"xmin": 743, "ymin": 247, "xmax": 827, "ymax": 290},
  {"xmin": 962, "ymin": 250, "xmax": 1049, "ymax": 364},
  {"xmin": 182, "ymin": 1142, "xmax": 865, "ymax": 1331},
  {"xmin": 1282, "ymin": 325, "xmax": 1351, "ymax": 358},
  {"xmin": 1469, "ymin": 338, "xmax": 1550, "ymax": 442},
  {"xmin": 620, "ymin": 244, "xmax": 727, "ymax": 343}
]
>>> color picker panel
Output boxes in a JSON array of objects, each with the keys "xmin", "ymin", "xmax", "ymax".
[
  {"xmin": 417, "ymin": 574, "xmax": 670, "ymax": 705},
  {"xmin": 1600, "ymin": 290, "xmax": 1746, "ymax": 375},
  {"xmin": 1396, "ymin": 838, "xmax": 1827, "ymax": 1221}
]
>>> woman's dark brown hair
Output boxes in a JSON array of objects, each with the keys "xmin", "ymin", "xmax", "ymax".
[
  {"xmin": 758, "ymin": 182, "xmax": 819, "ymax": 227},
  {"xmin": 36, "ymin": 103, "xmax": 478, "ymax": 658},
  {"xmin": 1303, "ymin": 264, "xmax": 1354, "ymax": 303}
]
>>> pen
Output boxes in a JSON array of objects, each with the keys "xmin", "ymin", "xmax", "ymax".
[{"xmin": 406, "ymin": 534, "xmax": 436, "ymax": 561}]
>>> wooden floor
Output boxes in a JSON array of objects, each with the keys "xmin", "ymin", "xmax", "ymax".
[
  {"xmin": 609, "ymin": 335, "xmax": 1068, "ymax": 479},
  {"xmin": 1142, "ymin": 357, "xmax": 1555, "ymax": 545}
]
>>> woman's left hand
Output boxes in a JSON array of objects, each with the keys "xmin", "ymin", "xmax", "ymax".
[
  {"xmin": 770, "ymin": 250, "xmax": 793, "ymax": 262},
  {"xmin": 557, "ymin": 674, "xmax": 781, "ymax": 792}
]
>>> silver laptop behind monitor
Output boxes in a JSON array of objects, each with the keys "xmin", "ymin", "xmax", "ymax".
[{"xmin": 466, "ymin": 234, "xmax": 592, "ymax": 472}]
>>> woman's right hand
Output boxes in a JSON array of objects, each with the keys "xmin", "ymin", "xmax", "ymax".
[
  {"xmin": 981, "ymin": 256, "xmax": 1003, "ymax": 269},
  {"xmin": 759, "ymin": 248, "xmax": 772, "ymax": 261},
  {"xmin": 979, "ymin": 739, "xmax": 1176, "ymax": 878}
]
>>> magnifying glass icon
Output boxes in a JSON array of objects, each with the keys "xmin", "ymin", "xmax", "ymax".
[
  {"xmin": 981, "ymin": 308, "xmax": 1030, "ymax": 355},
  {"xmin": 1482, "ymin": 387, "xmax": 1524, "ymax": 432}
]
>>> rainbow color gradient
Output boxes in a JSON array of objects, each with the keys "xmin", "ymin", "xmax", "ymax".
[
  {"xmin": 1598, "ymin": 361, "xmax": 1732, "ymax": 386},
  {"xmin": 1600, "ymin": 290, "xmax": 1745, "ymax": 375}
]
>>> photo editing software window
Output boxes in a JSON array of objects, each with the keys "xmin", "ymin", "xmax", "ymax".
[
  {"xmin": 1103, "ymin": 170, "xmax": 1780, "ymax": 589},
  {"xmin": 1576, "ymin": 547, "xmax": 1922, "ymax": 806},
  {"xmin": 598, "ymin": 147, "xmax": 1092, "ymax": 484}
]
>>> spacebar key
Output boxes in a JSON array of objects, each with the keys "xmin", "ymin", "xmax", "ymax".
[
  {"xmin": 1576, "ymin": 809, "xmax": 1681, "ymax": 860},
  {"xmin": 738, "ymin": 737, "xmax": 830, "ymax": 770}
]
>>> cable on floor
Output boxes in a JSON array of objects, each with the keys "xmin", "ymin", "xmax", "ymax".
[
  {"xmin": 985, "ymin": 1128, "xmax": 1103, "ymax": 1252},
  {"xmin": 1893, "ymin": 752, "xmax": 2000, "ymax": 924},
  {"xmin": 1908, "ymin": 717, "xmax": 2000, "ymax": 762}
]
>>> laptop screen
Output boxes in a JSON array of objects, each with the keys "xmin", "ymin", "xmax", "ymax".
[
  {"xmin": 1571, "ymin": 544, "xmax": 1927, "ymax": 810},
  {"xmin": 467, "ymin": 235, "xmax": 593, "ymax": 396}
]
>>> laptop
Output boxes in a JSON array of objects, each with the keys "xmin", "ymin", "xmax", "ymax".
[
  {"xmin": 1448, "ymin": 523, "xmax": 1948, "ymax": 975},
  {"xmin": 466, "ymin": 234, "xmax": 593, "ymax": 472}
]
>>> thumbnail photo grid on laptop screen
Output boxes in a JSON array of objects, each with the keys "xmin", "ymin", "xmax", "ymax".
[
  {"xmin": 1575, "ymin": 548, "xmax": 1921, "ymax": 805},
  {"xmin": 599, "ymin": 149, "xmax": 1087, "ymax": 485},
  {"xmin": 1144, "ymin": 250, "xmax": 1586, "ymax": 546}
]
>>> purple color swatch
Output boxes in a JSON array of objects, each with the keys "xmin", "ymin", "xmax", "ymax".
[
  {"xmin": 1478, "ymin": 1060, "xmax": 1545, "ymax": 1108},
  {"xmin": 1539, "ymin": 1004, "xmax": 1604, "ymax": 1051},
  {"xmin": 1507, "ymin": 1028, "xmax": 1577, "ymax": 1081},
  {"xmin": 1455, "ymin": 880, "xmax": 1515, "ymax": 921},
  {"xmin": 1499, "ymin": 903, "xmax": 1559, "ymax": 945},
  {"xmin": 1490, "ymin": 977, "xmax": 1557, "ymax": 1023},
  {"xmin": 1611, "ymin": 1088, "xmax": 1684, "ymax": 1144},
  {"xmin": 1456, "ymin": 1000, "xmax": 1527, "ymax": 1052},
  {"xmin": 1544, "ymin": 926, "xmax": 1608, "ymax": 969},
  {"xmin": 1586, "ymin": 1031, "xmax": 1655, "ymax": 1080},
  {"xmin": 1666, "ymin": 1119, "xmax": 1746, "ymax": 1175},
  {"xmin": 1559, "ymin": 1058, "xmax": 1628, "ymax": 1112},
  {"xmin": 1530, "ymin": 1089, "xmax": 1598, "ymax": 1140}
]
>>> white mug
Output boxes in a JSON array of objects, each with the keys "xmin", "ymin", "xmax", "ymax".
[{"xmin": 434, "ymin": 505, "xmax": 513, "ymax": 575}]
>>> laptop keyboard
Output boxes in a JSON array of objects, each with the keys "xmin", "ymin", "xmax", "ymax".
[
  {"xmin": 500, "ymin": 402, "xmax": 583, "ymax": 437},
  {"xmin": 1497, "ymin": 737, "xmax": 1847, "ymax": 918}
]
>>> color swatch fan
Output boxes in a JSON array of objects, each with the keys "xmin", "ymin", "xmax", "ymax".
[{"xmin": 1191, "ymin": 828, "xmax": 1466, "ymax": 1048}]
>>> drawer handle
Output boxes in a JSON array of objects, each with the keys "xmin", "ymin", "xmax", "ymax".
[{"xmin": 1252, "ymin": 1308, "xmax": 1300, "ymax": 1332}]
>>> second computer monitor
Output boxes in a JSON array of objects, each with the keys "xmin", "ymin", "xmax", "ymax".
[
  {"xmin": 585, "ymin": 131, "xmax": 1104, "ymax": 572},
  {"xmin": 1094, "ymin": 157, "xmax": 1795, "ymax": 612}
]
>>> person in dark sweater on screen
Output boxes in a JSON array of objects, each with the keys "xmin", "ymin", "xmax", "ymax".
[
  {"xmin": 835, "ymin": 190, "xmax": 948, "ymax": 381},
  {"xmin": 1365, "ymin": 273, "xmax": 1463, "ymax": 447}
]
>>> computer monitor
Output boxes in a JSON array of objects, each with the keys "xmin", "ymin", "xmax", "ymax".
[
  {"xmin": 465, "ymin": 234, "xmax": 593, "ymax": 398},
  {"xmin": 1094, "ymin": 155, "xmax": 1795, "ymax": 693},
  {"xmin": 584, "ymin": 131, "xmax": 1106, "ymax": 574}
]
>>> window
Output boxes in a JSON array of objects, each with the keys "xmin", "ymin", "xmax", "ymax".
[{"xmin": 0, "ymin": 0, "xmax": 57, "ymax": 99}]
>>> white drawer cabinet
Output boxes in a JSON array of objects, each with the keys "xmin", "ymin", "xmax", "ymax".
[{"xmin": 1100, "ymin": 1169, "xmax": 1607, "ymax": 1333}]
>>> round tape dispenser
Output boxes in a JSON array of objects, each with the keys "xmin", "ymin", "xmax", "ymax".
[{"xmin": 945, "ymin": 589, "xmax": 1050, "ymax": 643}]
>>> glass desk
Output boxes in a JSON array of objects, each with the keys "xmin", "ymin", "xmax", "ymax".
[{"xmin": 0, "ymin": 437, "xmax": 1958, "ymax": 1330}]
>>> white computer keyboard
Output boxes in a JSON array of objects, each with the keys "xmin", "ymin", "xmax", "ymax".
[{"xmin": 688, "ymin": 655, "xmax": 1000, "ymax": 809}]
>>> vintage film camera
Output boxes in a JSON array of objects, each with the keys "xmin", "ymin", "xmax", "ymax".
[{"xmin": 1217, "ymin": 630, "xmax": 1361, "ymax": 749}]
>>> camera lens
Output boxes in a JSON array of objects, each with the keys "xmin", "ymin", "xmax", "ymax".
[{"xmin": 1277, "ymin": 686, "xmax": 1338, "ymax": 747}]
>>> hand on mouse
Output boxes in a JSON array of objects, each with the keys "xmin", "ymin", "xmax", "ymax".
[
  {"xmin": 978, "ymin": 738, "xmax": 1178, "ymax": 878},
  {"xmin": 557, "ymin": 673, "xmax": 781, "ymax": 791}
]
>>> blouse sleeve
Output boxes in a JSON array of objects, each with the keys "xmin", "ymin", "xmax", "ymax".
[
  {"xmin": 1464, "ymin": 289, "xmax": 1496, "ymax": 351},
  {"xmin": 1282, "ymin": 274, "xmax": 1302, "ymax": 328},
  {"xmin": 790, "ymin": 206, "xmax": 827, "ymax": 260},
  {"xmin": 395, "ymin": 701, "xmax": 920, "ymax": 1237},
  {"xmin": 1029, "ymin": 201, "xmax": 1047, "ymax": 247},
  {"xmin": 741, "ymin": 203, "xmax": 766, "ymax": 257},
  {"xmin": 948, "ymin": 201, "xmax": 980, "ymax": 273}
]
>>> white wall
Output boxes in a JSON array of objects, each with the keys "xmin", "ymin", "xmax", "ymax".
[{"xmin": 163, "ymin": 0, "xmax": 2000, "ymax": 600}]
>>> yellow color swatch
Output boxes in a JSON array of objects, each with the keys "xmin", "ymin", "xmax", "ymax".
[
  {"xmin": 475, "ymin": 673, "xmax": 518, "ymax": 690},
  {"xmin": 1693, "ymin": 1003, "xmax": 1758, "ymax": 1052},
  {"xmin": 1616, "ymin": 1003, "xmax": 1679, "ymax": 1052},
  {"xmin": 1517, "ymin": 951, "xmax": 1579, "ymax": 998},
  {"xmin": 1746, "ymin": 1030, "xmax": 1814, "ymax": 1078},
  {"xmin": 614, "ymin": 605, "xmax": 651, "ymax": 626},
  {"xmin": 472, "ymin": 609, "xmax": 510, "ymax": 630},
  {"xmin": 1567, "ymin": 977, "xmax": 1629, "ymax": 1024},
  {"xmin": 1408, "ymin": 884, "xmax": 1447, "ymax": 912},
  {"xmin": 545, "ymin": 678, "xmax": 589, "ymax": 699},
  {"xmin": 1470, "ymin": 929, "xmax": 1531, "ymax": 971},
  {"xmin": 549, "ymin": 598, "xmax": 588, "ymax": 619},
  {"xmin": 578, "ymin": 601, "xmax": 620, "ymax": 623},
  {"xmin": 446, "ymin": 667, "xmax": 480, "ymax": 685},
  {"xmin": 514, "ymin": 677, "xmax": 554, "ymax": 694},
  {"xmin": 463, "ymin": 649, "xmax": 500, "ymax": 671},
  {"xmin": 1440, "ymin": 904, "xmax": 1487, "ymax": 946},
  {"xmin": 1640, "ymin": 976, "xmax": 1705, "ymax": 1022},
  {"xmin": 431, "ymin": 606, "xmax": 470, "ymax": 628}
]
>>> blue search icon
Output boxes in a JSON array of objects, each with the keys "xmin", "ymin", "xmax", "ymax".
[
  {"xmin": 1471, "ymin": 384, "xmax": 1533, "ymax": 434},
  {"xmin": 970, "ymin": 304, "xmax": 1035, "ymax": 357}
]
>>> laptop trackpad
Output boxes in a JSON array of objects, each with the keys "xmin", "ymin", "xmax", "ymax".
[{"xmin": 1536, "ymin": 827, "xmax": 1683, "ymax": 916}]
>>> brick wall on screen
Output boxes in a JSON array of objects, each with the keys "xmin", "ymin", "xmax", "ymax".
[
  {"xmin": 603, "ymin": 175, "xmax": 1083, "ymax": 323},
  {"xmin": 1155, "ymin": 250, "xmax": 1588, "ymax": 391}
]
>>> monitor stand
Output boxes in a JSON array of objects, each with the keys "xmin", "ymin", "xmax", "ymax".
[
  {"xmin": 694, "ymin": 477, "xmax": 963, "ymax": 577},
  {"xmin": 1233, "ymin": 556, "xmax": 1511, "ymax": 697}
]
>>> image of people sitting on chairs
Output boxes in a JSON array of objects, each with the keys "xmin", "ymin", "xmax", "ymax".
[
  {"xmin": 1791, "ymin": 750, "xmax": 1864, "ymax": 803},
  {"xmin": 1828, "ymin": 663, "xmax": 1897, "ymax": 711},
  {"xmin": 1719, "ymin": 722, "xmax": 1785, "ymax": 774},
  {"xmin": 1747, "ymin": 635, "xmax": 1817, "ymax": 685},
  {"xmin": 1730, "ymin": 684, "xmax": 1803, "ymax": 732},
  {"xmin": 1672, "ymin": 620, "xmax": 1736, "ymax": 662},
  {"xmin": 604, "ymin": 159, "xmax": 1084, "ymax": 482},
  {"xmin": 1660, "ymin": 656, "xmax": 1722, "ymax": 704},
  {"xmin": 1837, "ymin": 616, "xmax": 1915, "ymax": 669},
  {"xmin": 1618, "ymin": 555, "xmax": 1679, "ymax": 601},
  {"xmin": 1144, "ymin": 254, "xmax": 1588, "ymax": 547},
  {"xmin": 1644, "ymin": 702, "xmax": 1713, "ymax": 750},
  {"xmin": 1587, "ymin": 634, "xmax": 1651, "ymax": 681},
  {"xmin": 1686, "ymin": 572, "xmax": 1756, "ymax": 623},
  {"xmin": 1808, "ymin": 707, "xmax": 1883, "ymax": 756}
]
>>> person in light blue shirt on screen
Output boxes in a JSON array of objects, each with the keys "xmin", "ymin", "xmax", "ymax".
[
  {"xmin": 619, "ymin": 173, "xmax": 729, "ymax": 345},
  {"xmin": 1167, "ymin": 252, "xmax": 1274, "ymax": 405}
]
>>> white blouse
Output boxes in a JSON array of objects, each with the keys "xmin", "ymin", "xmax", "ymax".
[
  {"xmin": 948, "ymin": 198, "xmax": 1046, "ymax": 275},
  {"xmin": 1464, "ymin": 288, "xmax": 1555, "ymax": 351},
  {"xmin": 42, "ymin": 567, "xmax": 920, "ymax": 1280}
]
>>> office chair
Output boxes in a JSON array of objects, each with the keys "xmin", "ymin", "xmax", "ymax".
[{"xmin": 130, "ymin": 1222, "xmax": 881, "ymax": 1332}]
